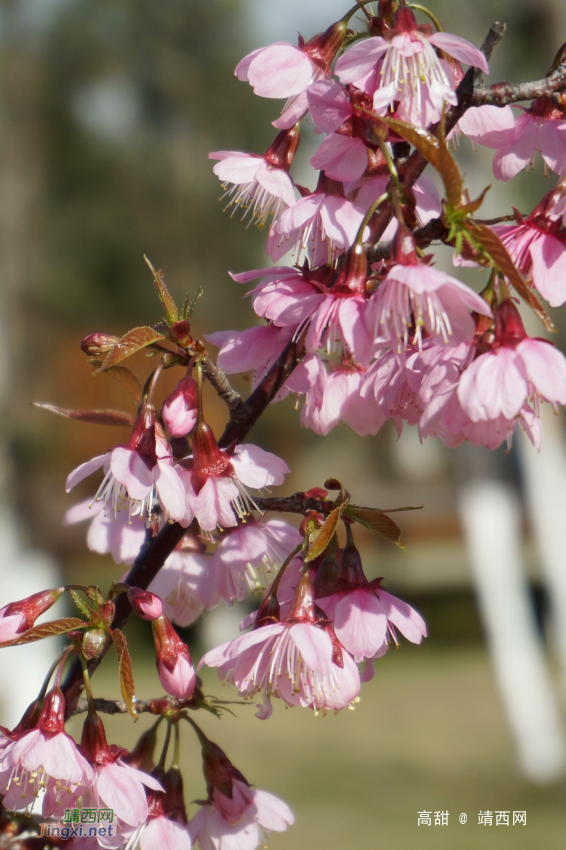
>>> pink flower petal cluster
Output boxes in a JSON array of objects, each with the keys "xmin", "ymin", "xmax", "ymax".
[
  {"xmin": 335, "ymin": 3, "xmax": 488, "ymax": 128},
  {"xmin": 189, "ymin": 789, "xmax": 293, "ymax": 850},
  {"xmin": 460, "ymin": 99, "xmax": 566, "ymax": 180},
  {"xmin": 66, "ymin": 409, "xmax": 186, "ymax": 523},
  {"xmin": 149, "ymin": 548, "xmax": 207, "ymax": 627},
  {"xmin": 200, "ymin": 519, "xmax": 302, "ymax": 607}
]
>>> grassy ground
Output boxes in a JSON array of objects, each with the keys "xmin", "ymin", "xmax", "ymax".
[{"xmin": 74, "ymin": 641, "xmax": 566, "ymax": 850}]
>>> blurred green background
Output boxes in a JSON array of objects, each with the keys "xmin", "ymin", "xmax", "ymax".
[{"xmin": 1, "ymin": 0, "xmax": 566, "ymax": 846}]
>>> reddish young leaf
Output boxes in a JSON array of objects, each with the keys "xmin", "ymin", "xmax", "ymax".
[
  {"xmin": 466, "ymin": 222, "xmax": 555, "ymax": 332},
  {"xmin": 145, "ymin": 256, "xmax": 178, "ymax": 325},
  {"xmin": 101, "ymin": 365, "xmax": 143, "ymax": 405},
  {"xmin": 0, "ymin": 618, "xmax": 85, "ymax": 647},
  {"xmin": 305, "ymin": 505, "xmax": 342, "ymax": 563},
  {"xmin": 344, "ymin": 506, "xmax": 404, "ymax": 547},
  {"xmin": 32, "ymin": 403, "xmax": 135, "ymax": 427},
  {"xmin": 112, "ymin": 629, "xmax": 137, "ymax": 720},
  {"xmin": 98, "ymin": 327, "xmax": 165, "ymax": 371}
]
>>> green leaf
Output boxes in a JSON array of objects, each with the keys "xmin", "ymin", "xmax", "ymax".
[
  {"xmin": 98, "ymin": 327, "xmax": 166, "ymax": 372},
  {"xmin": 70, "ymin": 590, "xmax": 94, "ymax": 619},
  {"xmin": 344, "ymin": 506, "xmax": 404, "ymax": 547},
  {"xmin": 466, "ymin": 222, "xmax": 556, "ymax": 332},
  {"xmin": 0, "ymin": 618, "xmax": 85, "ymax": 647},
  {"xmin": 112, "ymin": 629, "xmax": 137, "ymax": 720},
  {"xmin": 101, "ymin": 365, "xmax": 143, "ymax": 405},
  {"xmin": 305, "ymin": 506, "xmax": 342, "ymax": 563},
  {"xmin": 32, "ymin": 403, "xmax": 135, "ymax": 427}
]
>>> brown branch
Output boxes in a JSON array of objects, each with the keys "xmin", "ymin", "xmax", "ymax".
[
  {"xmin": 201, "ymin": 354, "xmax": 247, "ymax": 423},
  {"xmin": 69, "ymin": 696, "xmax": 191, "ymax": 716},
  {"xmin": 255, "ymin": 494, "xmax": 335, "ymax": 516},
  {"xmin": 472, "ymin": 64, "xmax": 566, "ymax": 106}
]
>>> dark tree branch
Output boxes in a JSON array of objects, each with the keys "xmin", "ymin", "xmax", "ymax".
[
  {"xmin": 255, "ymin": 494, "xmax": 335, "ymax": 516},
  {"xmin": 472, "ymin": 64, "xmax": 566, "ymax": 106},
  {"xmin": 69, "ymin": 696, "xmax": 192, "ymax": 717},
  {"xmin": 201, "ymin": 354, "xmax": 247, "ymax": 423}
]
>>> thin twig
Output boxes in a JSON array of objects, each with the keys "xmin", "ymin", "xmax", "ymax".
[{"xmin": 201, "ymin": 354, "xmax": 248, "ymax": 422}]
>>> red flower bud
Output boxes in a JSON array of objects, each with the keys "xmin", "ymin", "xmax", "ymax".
[
  {"xmin": 80, "ymin": 332, "xmax": 119, "ymax": 357},
  {"xmin": 151, "ymin": 616, "xmax": 196, "ymax": 700},
  {"xmin": 128, "ymin": 587, "xmax": 163, "ymax": 621}
]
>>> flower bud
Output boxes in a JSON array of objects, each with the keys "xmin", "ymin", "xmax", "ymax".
[
  {"xmin": 80, "ymin": 711, "xmax": 110, "ymax": 766},
  {"xmin": 162, "ymin": 375, "xmax": 198, "ymax": 437},
  {"xmin": 494, "ymin": 299, "xmax": 527, "ymax": 346},
  {"xmin": 338, "ymin": 525, "xmax": 367, "ymax": 588},
  {"xmin": 304, "ymin": 20, "xmax": 347, "ymax": 71},
  {"xmin": 0, "ymin": 588, "xmax": 64, "ymax": 641},
  {"xmin": 169, "ymin": 320, "xmax": 192, "ymax": 348},
  {"xmin": 201, "ymin": 738, "xmax": 252, "ymax": 821},
  {"xmin": 124, "ymin": 724, "xmax": 159, "ymax": 772},
  {"xmin": 82, "ymin": 627, "xmax": 108, "ymax": 661},
  {"xmin": 263, "ymin": 125, "xmax": 300, "ymax": 171},
  {"xmin": 151, "ymin": 615, "xmax": 196, "ymax": 700},
  {"xmin": 128, "ymin": 587, "xmax": 163, "ymax": 621},
  {"xmin": 80, "ymin": 332, "xmax": 119, "ymax": 357}
]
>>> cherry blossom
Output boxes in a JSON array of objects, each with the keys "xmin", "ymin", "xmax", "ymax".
[
  {"xmin": 199, "ymin": 519, "xmax": 302, "ymax": 607},
  {"xmin": 66, "ymin": 408, "xmax": 186, "ymax": 522},
  {"xmin": 0, "ymin": 688, "xmax": 93, "ymax": 813},
  {"xmin": 200, "ymin": 574, "xmax": 360, "ymax": 716},
  {"xmin": 462, "ymin": 98, "xmax": 566, "ymax": 180},
  {"xmin": 177, "ymin": 422, "xmax": 289, "ymax": 532},
  {"xmin": 162, "ymin": 374, "xmax": 198, "ymax": 438},
  {"xmin": 64, "ymin": 498, "xmax": 146, "ymax": 565},
  {"xmin": 235, "ymin": 21, "xmax": 346, "ymax": 129},
  {"xmin": 365, "ymin": 228, "xmax": 492, "ymax": 351},
  {"xmin": 152, "ymin": 615, "xmax": 197, "ymax": 700},
  {"xmin": 335, "ymin": 1, "xmax": 488, "ymax": 127},
  {"xmin": 188, "ymin": 789, "xmax": 293, "ymax": 850},
  {"xmin": 209, "ymin": 127, "xmax": 299, "ymax": 228},
  {"xmin": 148, "ymin": 548, "xmax": 207, "ymax": 628},
  {"xmin": 457, "ymin": 300, "xmax": 566, "ymax": 423}
]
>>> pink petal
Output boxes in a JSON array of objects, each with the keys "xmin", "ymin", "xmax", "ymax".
[
  {"xmin": 376, "ymin": 589, "xmax": 427, "ymax": 643},
  {"xmin": 111, "ymin": 448, "xmax": 153, "ymax": 499},
  {"xmin": 155, "ymin": 462, "xmax": 187, "ymax": 522},
  {"xmin": 247, "ymin": 44, "xmax": 313, "ymax": 98},
  {"xmin": 96, "ymin": 763, "xmax": 150, "ymax": 826},
  {"xmin": 428, "ymin": 32, "xmax": 489, "ymax": 73},
  {"xmin": 458, "ymin": 105, "xmax": 515, "ymax": 148},
  {"xmin": 310, "ymin": 135, "xmax": 368, "ymax": 182},
  {"xmin": 212, "ymin": 155, "xmax": 261, "ymax": 184},
  {"xmin": 529, "ymin": 230, "xmax": 566, "ymax": 307},
  {"xmin": 517, "ymin": 339, "xmax": 566, "ymax": 405},
  {"xmin": 335, "ymin": 37, "xmax": 389, "ymax": 84},
  {"xmin": 205, "ymin": 326, "xmax": 286, "ymax": 374},
  {"xmin": 251, "ymin": 790, "xmax": 294, "ymax": 831},
  {"xmin": 65, "ymin": 453, "xmax": 111, "ymax": 492},
  {"xmin": 140, "ymin": 818, "xmax": 191, "ymax": 850},
  {"xmin": 332, "ymin": 589, "xmax": 388, "ymax": 661},
  {"xmin": 306, "ymin": 80, "xmax": 352, "ymax": 134},
  {"xmin": 231, "ymin": 444, "xmax": 289, "ymax": 488},
  {"xmin": 272, "ymin": 90, "xmax": 309, "ymax": 129},
  {"xmin": 256, "ymin": 161, "xmax": 296, "ymax": 207}
]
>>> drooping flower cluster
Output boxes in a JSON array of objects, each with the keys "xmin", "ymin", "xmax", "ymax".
[{"xmin": 204, "ymin": 1, "xmax": 566, "ymax": 453}]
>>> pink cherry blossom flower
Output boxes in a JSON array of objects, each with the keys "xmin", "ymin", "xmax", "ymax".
[
  {"xmin": 64, "ymin": 498, "xmax": 146, "ymax": 565},
  {"xmin": 137, "ymin": 766, "xmax": 190, "ymax": 850},
  {"xmin": 0, "ymin": 588, "xmax": 63, "ymax": 645},
  {"xmin": 209, "ymin": 127, "xmax": 299, "ymax": 228},
  {"xmin": 162, "ymin": 374, "xmax": 198, "ymax": 438},
  {"xmin": 300, "ymin": 359, "xmax": 387, "ymax": 437},
  {"xmin": 152, "ymin": 615, "xmax": 196, "ymax": 700},
  {"xmin": 463, "ymin": 98, "xmax": 566, "ymax": 181},
  {"xmin": 457, "ymin": 300, "xmax": 566, "ymax": 423},
  {"xmin": 200, "ymin": 574, "xmax": 360, "ymax": 716},
  {"xmin": 317, "ymin": 541, "xmax": 426, "ymax": 662},
  {"xmin": 148, "ymin": 548, "xmax": 207, "ymax": 628},
  {"xmin": 81, "ymin": 713, "xmax": 165, "ymax": 830},
  {"xmin": 0, "ymin": 688, "xmax": 93, "ymax": 813},
  {"xmin": 492, "ymin": 212, "xmax": 566, "ymax": 307},
  {"xmin": 266, "ymin": 177, "xmax": 367, "ymax": 265},
  {"xmin": 206, "ymin": 324, "xmax": 295, "ymax": 396},
  {"xmin": 177, "ymin": 422, "xmax": 290, "ymax": 532},
  {"xmin": 189, "ymin": 789, "xmax": 293, "ymax": 850},
  {"xmin": 335, "ymin": 2, "xmax": 488, "ymax": 127},
  {"xmin": 405, "ymin": 340, "xmax": 541, "ymax": 451},
  {"xmin": 66, "ymin": 409, "xmax": 186, "ymax": 522},
  {"xmin": 199, "ymin": 519, "xmax": 302, "ymax": 608},
  {"xmin": 235, "ymin": 21, "xmax": 346, "ymax": 129},
  {"xmin": 366, "ymin": 228, "xmax": 492, "ymax": 351},
  {"xmin": 363, "ymin": 347, "xmax": 422, "ymax": 433}
]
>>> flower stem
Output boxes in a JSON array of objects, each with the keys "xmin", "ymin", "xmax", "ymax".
[
  {"xmin": 80, "ymin": 655, "xmax": 96, "ymax": 716},
  {"xmin": 157, "ymin": 719, "xmax": 173, "ymax": 769},
  {"xmin": 407, "ymin": 3, "xmax": 443, "ymax": 32},
  {"xmin": 355, "ymin": 192, "xmax": 389, "ymax": 248},
  {"xmin": 269, "ymin": 542, "xmax": 303, "ymax": 597}
]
